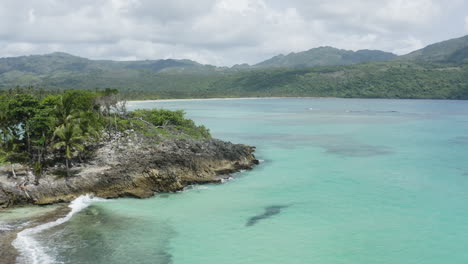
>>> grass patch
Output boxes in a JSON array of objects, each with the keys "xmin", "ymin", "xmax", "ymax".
[{"xmin": 116, "ymin": 109, "xmax": 211, "ymax": 140}]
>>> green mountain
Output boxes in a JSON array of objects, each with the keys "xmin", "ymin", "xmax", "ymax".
[
  {"xmin": 1, "ymin": 35, "xmax": 468, "ymax": 100},
  {"xmin": 0, "ymin": 52, "xmax": 227, "ymax": 76},
  {"xmin": 255, "ymin": 47, "xmax": 397, "ymax": 68},
  {"xmin": 399, "ymin": 35, "xmax": 468, "ymax": 63},
  {"xmin": 2, "ymin": 60, "xmax": 466, "ymax": 100},
  {"xmin": 202, "ymin": 61, "xmax": 468, "ymax": 99}
]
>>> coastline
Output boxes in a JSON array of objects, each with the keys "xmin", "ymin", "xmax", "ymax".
[
  {"xmin": 126, "ymin": 96, "xmax": 466, "ymax": 104},
  {"xmin": 0, "ymin": 135, "xmax": 258, "ymax": 263},
  {"xmin": 1, "ymin": 136, "xmax": 258, "ymax": 208},
  {"xmin": 127, "ymin": 97, "xmax": 288, "ymax": 104},
  {"xmin": 127, "ymin": 96, "xmax": 336, "ymax": 104},
  {"xmin": 0, "ymin": 94, "xmax": 258, "ymax": 263}
]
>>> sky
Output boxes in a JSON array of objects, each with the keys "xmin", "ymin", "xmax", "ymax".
[{"xmin": 0, "ymin": 0, "xmax": 467, "ymax": 66}]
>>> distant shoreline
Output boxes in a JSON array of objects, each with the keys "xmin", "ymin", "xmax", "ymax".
[
  {"xmin": 127, "ymin": 97, "xmax": 466, "ymax": 103},
  {"xmin": 127, "ymin": 97, "xmax": 301, "ymax": 103}
]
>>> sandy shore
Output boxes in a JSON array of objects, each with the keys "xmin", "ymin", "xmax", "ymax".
[
  {"xmin": 126, "ymin": 96, "xmax": 341, "ymax": 104},
  {"xmin": 127, "ymin": 97, "xmax": 441, "ymax": 104},
  {"xmin": 127, "ymin": 97, "xmax": 286, "ymax": 104}
]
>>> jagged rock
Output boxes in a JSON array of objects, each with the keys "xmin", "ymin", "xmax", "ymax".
[{"xmin": 0, "ymin": 136, "xmax": 257, "ymax": 208}]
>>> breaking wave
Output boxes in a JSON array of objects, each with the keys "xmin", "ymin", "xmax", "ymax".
[{"xmin": 12, "ymin": 195, "xmax": 105, "ymax": 264}]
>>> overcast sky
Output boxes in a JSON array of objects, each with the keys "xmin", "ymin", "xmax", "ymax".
[{"xmin": 0, "ymin": 0, "xmax": 467, "ymax": 66}]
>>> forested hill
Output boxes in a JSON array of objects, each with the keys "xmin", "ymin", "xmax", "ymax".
[
  {"xmin": 255, "ymin": 47, "xmax": 397, "ymax": 68},
  {"xmin": 0, "ymin": 47, "xmax": 397, "ymax": 77},
  {"xmin": 201, "ymin": 62, "xmax": 468, "ymax": 99},
  {"xmin": 0, "ymin": 52, "xmax": 228, "ymax": 76},
  {"xmin": 0, "ymin": 35, "xmax": 467, "ymax": 99},
  {"xmin": 398, "ymin": 35, "xmax": 468, "ymax": 63}
]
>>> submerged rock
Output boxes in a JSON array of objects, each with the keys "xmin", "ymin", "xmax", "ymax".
[
  {"xmin": 0, "ymin": 136, "xmax": 258, "ymax": 208},
  {"xmin": 246, "ymin": 205, "xmax": 290, "ymax": 227}
]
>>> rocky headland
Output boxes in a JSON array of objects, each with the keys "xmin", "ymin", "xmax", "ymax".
[
  {"xmin": 0, "ymin": 133, "xmax": 258, "ymax": 208},
  {"xmin": 0, "ymin": 133, "xmax": 257, "ymax": 264}
]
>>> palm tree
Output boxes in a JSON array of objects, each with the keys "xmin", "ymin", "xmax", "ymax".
[
  {"xmin": 53, "ymin": 118, "xmax": 84, "ymax": 176},
  {"xmin": 77, "ymin": 111, "xmax": 101, "ymax": 139}
]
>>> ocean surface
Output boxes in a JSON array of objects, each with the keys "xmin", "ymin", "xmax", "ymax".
[{"xmin": 5, "ymin": 98, "xmax": 468, "ymax": 264}]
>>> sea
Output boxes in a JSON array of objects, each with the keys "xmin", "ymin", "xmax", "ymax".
[{"xmin": 2, "ymin": 98, "xmax": 468, "ymax": 264}]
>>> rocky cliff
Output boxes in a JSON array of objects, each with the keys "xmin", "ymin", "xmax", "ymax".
[{"xmin": 0, "ymin": 134, "xmax": 258, "ymax": 208}]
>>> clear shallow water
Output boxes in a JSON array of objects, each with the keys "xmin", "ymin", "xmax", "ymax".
[{"xmin": 15, "ymin": 98, "xmax": 468, "ymax": 263}]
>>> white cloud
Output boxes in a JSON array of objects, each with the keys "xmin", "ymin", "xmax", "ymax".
[
  {"xmin": 465, "ymin": 16, "xmax": 468, "ymax": 33},
  {"xmin": 0, "ymin": 0, "xmax": 466, "ymax": 65},
  {"xmin": 4, "ymin": 42, "xmax": 36, "ymax": 54},
  {"xmin": 376, "ymin": 0, "xmax": 440, "ymax": 26},
  {"xmin": 27, "ymin": 9, "xmax": 36, "ymax": 24},
  {"xmin": 391, "ymin": 36, "xmax": 424, "ymax": 55}
]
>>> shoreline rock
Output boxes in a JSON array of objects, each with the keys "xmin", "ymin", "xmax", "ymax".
[{"xmin": 0, "ymin": 136, "xmax": 258, "ymax": 208}]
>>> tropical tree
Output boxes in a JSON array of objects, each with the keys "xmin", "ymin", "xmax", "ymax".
[
  {"xmin": 53, "ymin": 117, "xmax": 85, "ymax": 176},
  {"xmin": 0, "ymin": 89, "xmax": 109, "ymax": 178},
  {"xmin": 28, "ymin": 98, "xmax": 58, "ymax": 175},
  {"xmin": 3, "ymin": 94, "xmax": 39, "ymax": 152}
]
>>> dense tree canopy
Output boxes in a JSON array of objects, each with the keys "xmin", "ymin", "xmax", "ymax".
[{"xmin": 0, "ymin": 89, "xmax": 210, "ymax": 178}]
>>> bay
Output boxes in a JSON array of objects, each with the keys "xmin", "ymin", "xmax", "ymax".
[{"xmin": 20, "ymin": 98, "xmax": 468, "ymax": 264}]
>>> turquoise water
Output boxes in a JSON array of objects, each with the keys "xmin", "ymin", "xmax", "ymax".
[{"xmin": 16, "ymin": 98, "xmax": 468, "ymax": 263}]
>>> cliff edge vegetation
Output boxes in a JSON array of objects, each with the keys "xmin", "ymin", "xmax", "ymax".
[
  {"xmin": 0, "ymin": 88, "xmax": 257, "ymax": 208},
  {"xmin": 0, "ymin": 88, "xmax": 209, "ymax": 178}
]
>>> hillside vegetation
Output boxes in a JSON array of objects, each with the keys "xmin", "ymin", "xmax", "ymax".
[
  {"xmin": 203, "ymin": 62, "xmax": 468, "ymax": 99},
  {"xmin": 399, "ymin": 35, "xmax": 468, "ymax": 63},
  {"xmin": 0, "ymin": 89, "xmax": 210, "ymax": 177},
  {"xmin": 0, "ymin": 35, "xmax": 468, "ymax": 99},
  {"xmin": 255, "ymin": 47, "xmax": 397, "ymax": 68}
]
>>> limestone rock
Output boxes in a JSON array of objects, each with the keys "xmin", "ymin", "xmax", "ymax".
[{"xmin": 0, "ymin": 136, "xmax": 257, "ymax": 208}]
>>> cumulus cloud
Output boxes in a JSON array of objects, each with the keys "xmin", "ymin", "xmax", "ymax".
[{"xmin": 0, "ymin": 0, "xmax": 466, "ymax": 65}]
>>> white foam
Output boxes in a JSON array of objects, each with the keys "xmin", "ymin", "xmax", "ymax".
[
  {"xmin": 13, "ymin": 195, "xmax": 105, "ymax": 264},
  {"xmin": 220, "ymin": 176, "xmax": 234, "ymax": 183},
  {"xmin": 183, "ymin": 185, "xmax": 210, "ymax": 192},
  {"xmin": 0, "ymin": 222, "xmax": 12, "ymax": 231}
]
